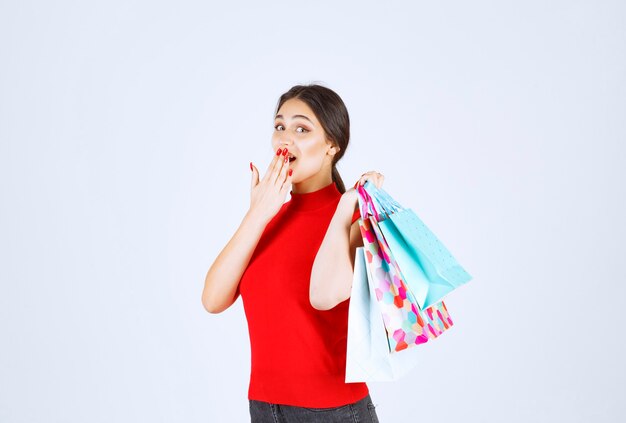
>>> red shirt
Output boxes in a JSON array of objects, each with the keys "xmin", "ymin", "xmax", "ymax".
[{"xmin": 238, "ymin": 182, "xmax": 367, "ymax": 407}]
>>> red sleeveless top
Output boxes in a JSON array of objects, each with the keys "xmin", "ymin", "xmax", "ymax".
[{"xmin": 238, "ymin": 182, "xmax": 367, "ymax": 407}]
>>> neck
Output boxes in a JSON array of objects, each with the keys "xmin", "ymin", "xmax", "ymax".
[
  {"xmin": 288, "ymin": 181, "xmax": 340, "ymax": 211},
  {"xmin": 291, "ymin": 169, "xmax": 334, "ymax": 194}
]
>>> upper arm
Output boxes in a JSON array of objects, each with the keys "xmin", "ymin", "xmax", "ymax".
[{"xmin": 348, "ymin": 217, "xmax": 363, "ymax": 268}]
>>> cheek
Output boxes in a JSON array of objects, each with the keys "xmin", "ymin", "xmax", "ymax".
[
  {"xmin": 270, "ymin": 137, "xmax": 280, "ymax": 151},
  {"xmin": 301, "ymin": 139, "xmax": 327, "ymax": 158}
]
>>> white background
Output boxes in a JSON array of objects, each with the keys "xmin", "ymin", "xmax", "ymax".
[{"xmin": 1, "ymin": 1, "xmax": 624, "ymax": 422}]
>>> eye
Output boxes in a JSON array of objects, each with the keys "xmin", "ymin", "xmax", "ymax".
[{"xmin": 274, "ymin": 124, "xmax": 309, "ymax": 133}]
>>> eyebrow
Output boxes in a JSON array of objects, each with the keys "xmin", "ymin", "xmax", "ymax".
[{"xmin": 275, "ymin": 114, "xmax": 314, "ymax": 125}]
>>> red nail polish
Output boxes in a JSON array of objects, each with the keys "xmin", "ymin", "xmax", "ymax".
[
  {"xmin": 288, "ymin": 169, "xmax": 293, "ymax": 176},
  {"xmin": 276, "ymin": 148, "xmax": 282, "ymax": 156},
  {"xmin": 284, "ymin": 155, "xmax": 288, "ymax": 163},
  {"xmin": 250, "ymin": 162, "xmax": 253, "ymax": 171},
  {"xmin": 282, "ymin": 149, "xmax": 288, "ymax": 156}
]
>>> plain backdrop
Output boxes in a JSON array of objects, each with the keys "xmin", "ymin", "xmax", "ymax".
[{"xmin": 1, "ymin": 1, "xmax": 625, "ymax": 422}]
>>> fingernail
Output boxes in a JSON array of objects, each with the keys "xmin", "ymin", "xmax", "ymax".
[
  {"xmin": 284, "ymin": 155, "xmax": 288, "ymax": 163},
  {"xmin": 288, "ymin": 169, "xmax": 293, "ymax": 176},
  {"xmin": 276, "ymin": 148, "xmax": 282, "ymax": 156},
  {"xmin": 282, "ymin": 148, "xmax": 288, "ymax": 156},
  {"xmin": 250, "ymin": 162, "xmax": 253, "ymax": 171}
]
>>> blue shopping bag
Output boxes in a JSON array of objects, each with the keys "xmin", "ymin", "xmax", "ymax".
[{"xmin": 362, "ymin": 181, "xmax": 472, "ymax": 309}]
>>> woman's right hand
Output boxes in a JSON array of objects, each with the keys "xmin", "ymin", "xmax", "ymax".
[{"xmin": 248, "ymin": 148, "xmax": 293, "ymax": 225}]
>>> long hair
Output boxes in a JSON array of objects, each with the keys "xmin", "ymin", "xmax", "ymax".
[{"xmin": 275, "ymin": 83, "xmax": 350, "ymax": 193}]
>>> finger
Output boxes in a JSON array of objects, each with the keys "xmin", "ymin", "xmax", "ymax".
[
  {"xmin": 359, "ymin": 172, "xmax": 382, "ymax": 188},
  {"xmin": 361, "ymin": 170, "xmax": 374, "ymax": 185},
  {"xmin": 250, "ymin": 162, "xmax": 259, "ymax": 189},
  {"xmin": 269, "ymin": 147, "xmax": 285, "ymax": 182},
  {"xmin": 263, "ymin": 148, "xmax": 283, "ymax": 182},
  {"xmin": 276, "ymin": 154, "xmax": 290, "ymax": 186},
  {"xmin": 370, "ymin": 173, "xmax": 381, "ymax": 189},
  {"xmin": 281, "ymin": 168, "xmax": 293, "ymax": 194},
  {"xmin": 272, "ymin": 148, "xmax": 289, "ymax": 185}
]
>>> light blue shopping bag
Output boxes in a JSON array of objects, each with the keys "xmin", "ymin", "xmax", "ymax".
[
  {"xmin": 345, "ymin": 247, "xmax": 422, "ymax": 382},
  {"xmin": 362, "ymin": 181, "xmax": 472, "ymax": 310}
]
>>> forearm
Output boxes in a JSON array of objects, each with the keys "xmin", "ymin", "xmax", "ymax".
[
  {"xmin": 202, "ymin": 210, "xmax": 268, "ymax": 313},
  {"xmin": 310, "ymin": 195, "xmax": 358, "ymax": 310}
]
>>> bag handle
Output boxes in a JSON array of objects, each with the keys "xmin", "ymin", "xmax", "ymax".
[
  {"xmin": 362, "ymin": 181, "xmax": 402, "ymax": 215},
  {"xmin": 356, "ymin": 184, "xmax": 381, "ymax": 220}
]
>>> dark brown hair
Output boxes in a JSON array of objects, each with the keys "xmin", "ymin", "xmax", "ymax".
[{"xmin": 275, "ymin": 83, "xmax": 350, "ymax": 193}]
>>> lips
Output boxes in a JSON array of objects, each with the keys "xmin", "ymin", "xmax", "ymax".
[{"xmin": 288, "ymin": 154, "xmax": 296, "ymax": 163}]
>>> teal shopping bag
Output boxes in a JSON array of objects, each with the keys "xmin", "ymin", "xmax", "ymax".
[
  {"xmin": 362, "ymin": 181, "xmax": 472, "ymax": 310},
  {"xmin": 354, "ymin": 185, "xmax": 454, "ymax": 353}
]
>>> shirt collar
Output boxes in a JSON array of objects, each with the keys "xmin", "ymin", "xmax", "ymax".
[{"xmin": 288, "ymin": 182, "xmax": 341, "ymax": 211}]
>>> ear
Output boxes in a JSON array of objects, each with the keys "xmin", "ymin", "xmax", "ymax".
[{"xmin": 327, "ymin": 144, "xmax": 340, "ymax": 156}]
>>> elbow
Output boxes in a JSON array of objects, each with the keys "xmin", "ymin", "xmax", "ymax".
[
  {"xmin": 201, "ymin": 296, "xmax": 223, "ymax": 314},
  {"xmin": 309, "ymin": 274, "xmax": 333, "ymax": 311},
  {"xmin": 310, "ymin": 267, "xmax": 333, "ymax": 310},
  {"xmin": 309, "ymin": 278, "xmax": 351, "ymax": 311},
  {"xmin": 202, "ymin": 270, "xmax": 239, "ymax": 314},
  {"xmin": 310, "ymin": 287, "xmax": 345, "ymax": 311},
  {"xmin": 201, "ymin": 287, "xmax": 229, "ymax": 314},
  {"xmin": 203, "ymin": 304, "xmax": 222, "ymax": 314},
  {"xmin": 202, "ymin": 288, "xmax": 239, "ymax": 314},
  {"xmin": 309, "ymin": 274, "xmax": 350, "ymax": 311},
  {"xmin": 310, "ymin": 293, "xmax": 333, "ymax": 311}
]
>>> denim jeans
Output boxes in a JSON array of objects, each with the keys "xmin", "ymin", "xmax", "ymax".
[{"xmin": 249, "ymin": 393, "xmax": 380, "ymax": 423}]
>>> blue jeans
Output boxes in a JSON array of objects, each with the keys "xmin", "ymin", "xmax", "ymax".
[{"xmin": 249, "ymin": 393, "xmax": 380, "ymax": 423}]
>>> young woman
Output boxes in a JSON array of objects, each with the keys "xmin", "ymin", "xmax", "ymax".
[{"xmin": 202, "ymin": 84, "xmax": 384, "ymax": 423}]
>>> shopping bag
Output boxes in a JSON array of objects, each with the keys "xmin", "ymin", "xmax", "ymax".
[
  {"xmin": 362, "ymin": 181, "xmax": 472, "ymax": 310},
  {"xmin": 345, "ymin": 247, "xmax": 422, "ymax": 382},
  {"xmin": 357, "ymin": 186, "xmax": 453, "ymax": 353}
]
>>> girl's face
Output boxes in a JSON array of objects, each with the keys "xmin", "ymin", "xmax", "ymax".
[{"xmin": 272, "ymin": 98, "xmax": 338, "ymax": 193}]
